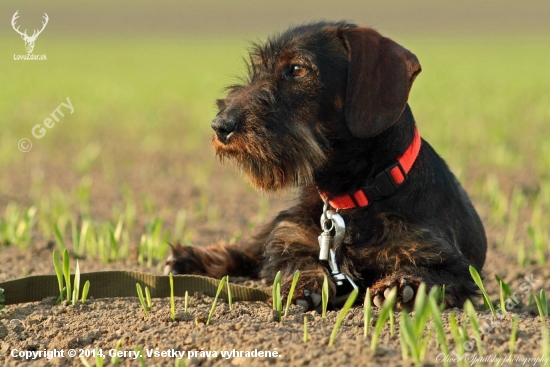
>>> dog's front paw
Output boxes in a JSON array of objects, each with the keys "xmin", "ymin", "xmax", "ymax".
[
  {"xmin": 164, "ymin": 245, "xmax": 205, "ymax": 275},
  {"xmin": 280, "ymin": 272, "xmax": 335, "ymax": 312},
  {"xmin": 370, "ymin": 275, "xmax": 421, "ymax": 310}
]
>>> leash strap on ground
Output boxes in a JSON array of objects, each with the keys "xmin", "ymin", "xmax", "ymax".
[{"xmin": 0, "ymin": 271, "xmax": 270, "ymax": 305}]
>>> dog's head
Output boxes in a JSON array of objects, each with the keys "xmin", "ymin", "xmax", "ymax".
[{"xmin": 212, "ymin": 21, "xmax": 421, "ymax": 191}]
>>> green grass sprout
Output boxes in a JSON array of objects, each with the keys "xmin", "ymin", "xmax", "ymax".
[
  {"xmin": 272, "ymin": 271, "xmax": 282, "ymax": 310},
  {"xmin": 226, "ymin": 275, "xmax": 233, "ymax": 310},
  {"xmin": 439, "ymin": 284, "xmax": 446, "ymax": 307},
  {"xmin": 145, "ymin": 287, "xmax": 152, "ymax": 311},
  {"xmin": 499, "ymin": 280, "xmax": 507, "ymax": 315},
  {"xmin": 494, "ymin": 274, "xmax": 512, "ymax": 298},
  {"xmin": 175, "ymin": 356, "xmax": 187, "ymax": 367},
  {"xmin": 169, "ymin": 273, "xmax": 176, "ymax": 322},
  {"xmin": 428, "ymin": 288, "xmax": 449, "ymax": 367},
  {"xmin": 400, "ymin": 311, "xmax": 421, "ymax": 366},
  {"xmin": 463, "ymin": 299, "xmax": 484, "ymax": 356},
  {"xmin": 71, "ymin": 260, "xmax": 81, "ymax": 305},
  {"xmin": 284, "ymin": 270, "xmax": 300, "ymax": 317},
  {"xmin": 275, "ymin": 282, "xmax": 282, "ymax": 322},
  {"xmin": 449, "ymin": 312, "xmax": 466, "ymax": 363},
  {"xmin": 399, "ymin": 318, "xmax": 409, "ymax": 361},
  {"xmin": 53, "ymin": 250, "xmax": 64, "ymax": 303},
  {"xmin": 321, "ymin": 274, "xmax": 329, "ymax": 320},
  {"xmin": 469, "ymin": 265, "xmax": 496, "ymax": 317},
  {"xmin": 81, "ymin": 280, "xmax": 90, "ymax": 303},
  {"xmin": 136, "ymin": 283, "xmax": 149, "ymax": 317},
  {"xmin": 111, "ymin": 339, "xmax": 123, "ymax": 366},
  {"xmin": 135, "ymin": 346, "xmax": 146, "ymax": 367},
  {"xmin": 363, "ymin": 288, "xmax": 372, "ymax": 338},
  {"xmin": 534, "ymin": 289, "xmax": 548, "ymax": 322},
  {"xmin": 206, "ymin": 275, "xmax": 227, "ymax": 325},
  {"xmin": 62, "ymin": 249, "xmax": 72, "ymax": 303},
  {"xmin": 371, "ymin": 287, "xmax": 397, "ymax": 351},
  {"xmin": 329, "ymin": 287, "xmax": 358, "ymax": 347}
]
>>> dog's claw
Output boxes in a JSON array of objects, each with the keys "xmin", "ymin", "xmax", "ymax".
[
  {"xmin": 309, "ymin": 292, "xmax": 322, "ymax": 308},
  {"xmin": 402, "ymin": 285, "xmax": 414, "ymax": 303},
  {"xmin": 163, "ymin": 254, "xmax": 175, "ymax": 275},
  {"xmin": 373, "ymin": 295, "xmax": 384, "ymax": 308},
  {"xmin": 383, "ymin": 287, "xmax": 394, "ymax": 299},
  {"xmin": 296, "ymin": 299, "xmax": 309, "ymax": 311},
  {"xmin": 371, "ymin": 276, "xmax": 419, "ymax": 309}
]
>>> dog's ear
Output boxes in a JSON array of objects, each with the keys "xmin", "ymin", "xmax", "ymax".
[{"xmin": 339, "ymin": 27, "xmax": 421, "ymax": 138}]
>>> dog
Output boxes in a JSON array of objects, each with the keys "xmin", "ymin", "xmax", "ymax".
[{"xmin": 165, "ymin": 21, "xmax": 487, "ymax": 310}]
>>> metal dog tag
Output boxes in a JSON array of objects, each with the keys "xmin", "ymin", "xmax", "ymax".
[{"xmin": 318, "ymin": 230, "xmax": 332, "ymax": 260}]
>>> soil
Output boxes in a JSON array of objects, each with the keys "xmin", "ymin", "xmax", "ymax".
[{"xmin": 1, "ymin": 146, "xmax": 549, "ymax": 367}]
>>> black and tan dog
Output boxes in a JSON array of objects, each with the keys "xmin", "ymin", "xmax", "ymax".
[{"xmin": 165, "ymin": 21, "xmax": 487, "ymax": 310}]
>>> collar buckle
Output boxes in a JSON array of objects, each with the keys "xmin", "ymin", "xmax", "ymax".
[{"xmin": 363, "ymin": 161, "xmax": 408, "ymax": 202}]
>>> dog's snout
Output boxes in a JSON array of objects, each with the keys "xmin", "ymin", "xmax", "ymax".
[{"xmin": 211, "ymin": 115, "xmax": 238, "ymax": 144}]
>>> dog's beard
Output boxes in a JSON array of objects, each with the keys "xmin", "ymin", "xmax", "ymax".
[{"xmin": 213, "ymin": 124, "xmax": 328, "ymax": 191}]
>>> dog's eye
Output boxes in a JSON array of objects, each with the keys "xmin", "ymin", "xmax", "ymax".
[{"xmin": 291, "ymin": 65, "xmax": 307, "ymax": 78}]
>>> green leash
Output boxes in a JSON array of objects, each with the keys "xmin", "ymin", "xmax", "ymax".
[{"xmin": 0, "ymin": 271, "xmax": 269, "ymax": 305}]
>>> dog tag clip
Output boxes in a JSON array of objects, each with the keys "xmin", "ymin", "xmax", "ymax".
[
  {"xmin": 318, "ymin": 205, "xmax": 345, "ymax": 261},
  {"xmin": 318, "ymin": 229, "xmax": 332, "ymax": 261},
  {"xmin": 327, "ymin": 248, "xmax": 359, "ymax": 306}
]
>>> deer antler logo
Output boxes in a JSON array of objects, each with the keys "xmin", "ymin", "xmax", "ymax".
[{"xmin": 11, "ymin": 11, "xmax": 49, "ymax": 54}]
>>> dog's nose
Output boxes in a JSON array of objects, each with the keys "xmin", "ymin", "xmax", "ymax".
[{"xmin": 211, "ymin": 116, "xmax": 238, "ymax": 143}]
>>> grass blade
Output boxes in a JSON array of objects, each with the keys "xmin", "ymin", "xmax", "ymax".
[
  {"xmin": 206, "ymin": 275, "xmax": 227, "ymax": 325},
  {"xmin": 226, "ymin": 275, "xmax": 233, "ymax": 310},
  {"xmin": 145, "ymin": 287, "xmax": 152, "ymax": 310},
  {"xmin": 469, "ymin": 265, "xmax": 496, "ymax": 317},
  {"xmin": 136, "ymin": 283, "xmax": 149, "ymax": 317},
  {"xmin": 540, "ymin": 289, "xmax": 548, "ymax": 317},
  {"xmin": 329, "ymin": 288, "xmax": 358, "ymax": 347},
  {"xmin": 72, "ymin": 260, "xmax": 81, "ymax": 305},
  {"xmin": 464, "ymin": 299, "xmax": 484, "ymax": 356},
  {"xmin": 81, "ymin": 280, "xmax": 90, "ymax": 303},
  {"xmin": 534, "ymin": 289, "xmax": 549, "ymax": 322},
  {"xmin": 52, "ymin": 250, "xmax": 64, "ymax": 303},
  {"xmin": 363, "ymin": 288, "xmax": 372, "ymax": 338},
  {"xmin": 275, "ymin": 282, "xmax": 282, "ymax": 322},
  {"xmin": 169, "ymin": 273, "xmax": 176, "ymax": 322},
  {"xmin": 400, "ymin": 312, "xmax": 420, "ymax": 364},
  {"xmin": 428, "ymin": 290, "xmax": 449, "ymax": 366},
  {"xmin": 321, "ymin": 274, "xmax": 329, "ymax": 320},
  {"xmin": 499, "ymin": 281, "xmax": 507, "ymax": 315},
  {"xmin": 371, "ymin": 287, "xmax": 397, "ymax": 351},
  {"xmin": 272, "ymin": 271, "xmax": 281, "ymax": 310},
  {"xmin": 494, "ymin": 274, "xmax": 512, "ymax": 297},
  {"xmin": 62, "ymin": 249, "xmax": 71, "ymax": 302},
  {"xmin": 284, "ymin": 270, "xmax": 300, "ymax": 317}
]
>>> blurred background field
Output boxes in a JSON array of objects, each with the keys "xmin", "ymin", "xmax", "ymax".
[
  {"xmin": 0, "ymin": 0, "xmax": 549, "ymax": 281},
  {"xmin": 1, "ymin": 1, "xmax": 550, "ymax": 365}
]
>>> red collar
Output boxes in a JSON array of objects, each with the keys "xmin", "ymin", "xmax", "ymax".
[{"xmin": 320, "ymin": 127, "xmax": 422, "ymax": 210}]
